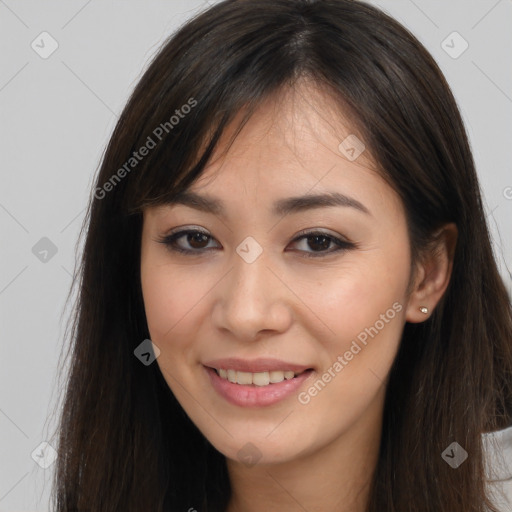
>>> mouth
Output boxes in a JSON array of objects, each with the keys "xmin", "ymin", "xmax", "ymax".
[
  {"xmin": 212, "ymin": 367, "xmax": 312, "ymax": 386},
  {"xmin": 204, "ymin": 365, "xmax": 315, "ymax": 407}
]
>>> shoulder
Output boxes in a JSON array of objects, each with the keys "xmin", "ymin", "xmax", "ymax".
[{"xmin": 483, "ymin": 424, "xmax": 512, "ymax": 511}]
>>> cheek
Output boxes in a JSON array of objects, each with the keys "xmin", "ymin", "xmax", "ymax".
[
  {"xmin": 293, "ymin": 272, "xmax": 405, "ymax": 446},
  {"xmin": 292, "ymin": 245, "xmax": 409, "ymax": 394},
  {"xmin": 292, "ymin": 252, "xmax": 408, "ymax": 343},
  {"xmin": 140, "ymin": 262, "xmax": 213, "ymax": 398},
  {"xmin": 331, "ymin": 271, "xmax": 405, "ymax": 345},
  {"xmin": 140, "ymin": 261, "xmax": 207, "ymax": 347}
]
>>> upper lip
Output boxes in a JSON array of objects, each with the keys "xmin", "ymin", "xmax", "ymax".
[{"xmin": 203, "ymin": 358, "xmax": 313, "ymax": 373}]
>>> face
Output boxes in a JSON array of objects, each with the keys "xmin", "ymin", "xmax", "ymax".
[{"xmin": 140, "ymin": 85, "xmax": 413, "ymax": 467}]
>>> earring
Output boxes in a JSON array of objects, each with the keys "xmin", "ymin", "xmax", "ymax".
[{"xmin": 419, "ymin": 306, "xmax": 429, "ymax": 314}]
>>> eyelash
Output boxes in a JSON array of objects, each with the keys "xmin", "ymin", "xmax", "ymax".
[{"xmin": 156, "ymin": 228, "xmax": 356, "ymax": 259}]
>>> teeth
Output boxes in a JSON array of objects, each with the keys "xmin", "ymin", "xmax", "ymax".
[
  {"xmin": 215, "ymin": 368, "xmax": 305, "ymax": 386},
  {"xmin": 252, "ymin": 372, "xmax": 270, "ymax": 386},
  {"xmin": 227, "ymin": 369, "xmax": 237, "ymax": 383},
  {"xmin": 269, "ymin": 370, "xmax": 285, "ymax": 383},
  {"xmin": 237, "ymin": 371, "xmax": 253, "ymax": 385}
]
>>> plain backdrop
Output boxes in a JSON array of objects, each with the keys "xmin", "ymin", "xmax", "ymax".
[{"xmin": 0, "ymin": 0, "xmax": 511, "ymax": 510}]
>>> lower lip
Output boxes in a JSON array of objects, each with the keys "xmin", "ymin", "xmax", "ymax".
[{"xmin": 204, "ymin": 366, "xmax": 314, "ymax": 407}]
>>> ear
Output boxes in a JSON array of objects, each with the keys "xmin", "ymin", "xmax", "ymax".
[{"xmin": 405, "ymin": 223, "xmax": 458, "ymax": 323}]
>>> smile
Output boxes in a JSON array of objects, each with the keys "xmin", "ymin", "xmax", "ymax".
[
  {"xmin": 203, "ymin": 361, "xmax": 315, "ymax": 407},
  {"xmin": 214, "ymin": 368, "xmax": 306, "ymax": 386}
]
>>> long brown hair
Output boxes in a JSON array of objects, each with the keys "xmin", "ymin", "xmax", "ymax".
[{"xmin": 50, "ymin": 1, "xmax": 512, "ymax": 510}]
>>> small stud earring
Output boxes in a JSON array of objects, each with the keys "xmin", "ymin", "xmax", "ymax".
[{"xmin": 419, "ymin": 306, "xmax": 429, "ymax": 314}]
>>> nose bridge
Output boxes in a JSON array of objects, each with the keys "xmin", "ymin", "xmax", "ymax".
[
  {"xmin": 212, "ymin": 236, "xmax": 291, "ymax": 338},
  {"xmin": 229, "ymin": 237, "xmax": 273, "ymax": 311}
]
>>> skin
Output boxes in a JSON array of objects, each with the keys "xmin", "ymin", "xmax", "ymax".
[{"xmin": 140, "ymin": 83, "xmax": 457, "ymax": 512}]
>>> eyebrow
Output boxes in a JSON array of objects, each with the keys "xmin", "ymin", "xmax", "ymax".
[{"xmin": 165, "ymin": 190, "xmax": 371, "ymax": 217}]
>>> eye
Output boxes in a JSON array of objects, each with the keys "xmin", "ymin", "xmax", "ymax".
[
  {"xmin": 287, "ymin": 229, "xmax": 356, "ymax": 258},
  {"xmin": 156, "ymin": 228, "xmax": 220, "ymax": 254},
  {"xmin": 156, "ymin": 228, "xmax": 356, "ymax": 258}
]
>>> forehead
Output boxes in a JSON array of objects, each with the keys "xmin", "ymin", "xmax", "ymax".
[
  {"xmin": 186, "ymin": 84, "xmax": 399, "ymax": 214},
  {"xmin": 201, "ymin": 81, "xmax": 375, "ymax": 175},
  {"xmin": 142, "ymin": 82, "xmax": 406, "ymax": 231}
]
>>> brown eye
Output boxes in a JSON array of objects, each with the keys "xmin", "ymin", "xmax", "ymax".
[
  {"xmin": 304, "ymin": 234, "xmax": 332, "ymax": 251},
  {"xmin": 288, "ymin": 231, "xmax": 355, "ymax": 258},
  {"xmin": 157, "ymin": 228, "xmax": 355, "ymax": 258},
  {"xmin": 186, "ymin": 232, "xmax": 211, "ymax": 249},
  {"xmin": 157, "ymin": 229, "xmax": 220, "ymax": 254}
]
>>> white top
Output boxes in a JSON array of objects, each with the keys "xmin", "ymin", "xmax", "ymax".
[{"xmin": 484, "ymin": 425, "xmax": 512, "ymax": 511}]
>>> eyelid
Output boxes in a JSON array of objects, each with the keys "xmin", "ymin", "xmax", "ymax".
[
  {"xmin": 291, "ymin": 227, "xmax": 351, "ymax": 243},
  {"xmin": 165, "ymin": 225, "xmax": 210, "ymax": 236},
  {"xmin": 163, "ymin": 226, "xmax": 350, "ymax": 241}
]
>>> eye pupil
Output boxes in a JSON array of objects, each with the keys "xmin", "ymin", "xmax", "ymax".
[
  {"xmin": 188, "ymin": 232, "xmax": 209, "ymax": 249},
  {"xmin": 308, "ymin": 235, "xmax": 330, "ymax": 251}
]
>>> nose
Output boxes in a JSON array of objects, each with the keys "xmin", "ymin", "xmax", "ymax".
[{"xmin": 211, "ymin": 247, "xmax": 293, "ymax": 342}]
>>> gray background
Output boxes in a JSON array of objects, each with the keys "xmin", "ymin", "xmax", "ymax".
[{"xmin": 1, "ymin": 0, "xmax": 511, "ymax": 510}]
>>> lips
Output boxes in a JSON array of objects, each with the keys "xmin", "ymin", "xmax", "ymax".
[{"xmin": 203, "ymin": 358, "xmax": 315, "ymax": 407}]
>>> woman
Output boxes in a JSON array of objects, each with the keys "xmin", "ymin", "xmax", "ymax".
[{"xmin": 51, "ymin": 0, "xmax": 512, "ymax": 510}]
